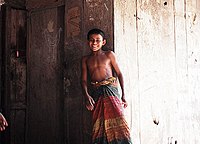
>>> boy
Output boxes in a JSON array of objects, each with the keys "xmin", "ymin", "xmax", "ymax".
[{"xmin": 81, "ymin": 28, "xmax": 132, "ymax": 143}]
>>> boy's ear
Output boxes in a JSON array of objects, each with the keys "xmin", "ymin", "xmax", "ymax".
[{"xmin": 102, "ymin": 39, "xmax": 106, "ymax": 45}]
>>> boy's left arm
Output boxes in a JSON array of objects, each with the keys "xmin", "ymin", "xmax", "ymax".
[{"xmin": 109, "ymin": 51, "xmax": 128, "ymax": 108}]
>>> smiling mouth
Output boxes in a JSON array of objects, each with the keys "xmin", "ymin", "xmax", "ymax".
[
  {"xmin": 92, "ymin": 46, "xmax": 98, "ymax": 48},
  {"xmin": 91, "ymin": 47, "xmax": 99, "ymax": 51}
]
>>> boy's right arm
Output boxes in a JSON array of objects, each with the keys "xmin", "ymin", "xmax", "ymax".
[
  {"xmin": 81, "ymin": 57, "xmax": 95, "ymax": 111},
  {"xmin": 81, "ymin": 57, "xmax": 89, "ymax": 98}
]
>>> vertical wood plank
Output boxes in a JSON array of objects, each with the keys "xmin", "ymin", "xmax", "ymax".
[
  {"xmin": 64, "ymin": 0, "xmax": 84, "ymax": 143},
  {"xmin": 1, "ymin": 6, "xmax": 27, "ymax": 144},
  {"xmin": 28, "ymin": 6, "xmax": 64, "ymax": 144},
  {"xmin": 184, "ymin": 0, "xmax": 200, "ymax": 143},
  {"xmin": 174, "ymin": 0, "xmax": 188, "ymax": 143},
  {"xmin": 114, "ymin": 0, "xmax": 139, "ymax": 143},
  {"xmin": 137, "ymin": 0, "xmax": 176, "ymax": 143},
  {"xmin": 9, "ymin": 8, "xmax": 27, "ymax": 144}
]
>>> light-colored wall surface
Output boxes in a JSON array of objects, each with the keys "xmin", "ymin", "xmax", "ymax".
[{"xmin": 114, "ymin": 0, "xmax": 200, "ymax": 144}]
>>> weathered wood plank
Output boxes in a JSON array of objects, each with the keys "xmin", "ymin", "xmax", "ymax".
[
  {"xmin": 28, "ymin": 6, "xmax": 64, "ymax": 144},
  {"xmin": 114, "ymin": 0, "xmax": 139, "ymax": 143},
  {"xmin": 174, "ymin": 0, "xmax": 188, "ymax": 143},
  {"xmin": 1, "ymin": 6, "xmax": 27, "ymax": 144},
  {"xmin": 9, "ymin": 9, "xmax": 27, "ymax": 144},
  {"xmin": 64, "ymin": 0, "xmax": 84, "ymax": 143},
  {"xmin": 184, "ymin": 0, "xmax": 200, "ymax": 143},
  {"xmin": 136, "ymin": 0, "xmax": 176, "ymax": 143},
  {"xmin": 10, "ymin": 9, "xmax": 27, "ymax": 105}
]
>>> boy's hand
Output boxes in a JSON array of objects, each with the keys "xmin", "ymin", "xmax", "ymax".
[
  {"xmin": 121, "ymin": 97, "xmax": 128, "ymax": 108},
  {"xmin": 86, "ymin": 96, "xmax": 95, "ymax": 111}
]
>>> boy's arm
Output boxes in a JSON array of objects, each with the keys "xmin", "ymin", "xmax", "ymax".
[
  {"xmin": 109, "ymin": 51, "xmax": 127, "ymax": 107},
  {"xmin": 81, "ymin": 57, "xmax": 95, "ymax": 111},
  {"xmin": 81, "ymin": 57, "xmax": 89, "ymax": 99}
]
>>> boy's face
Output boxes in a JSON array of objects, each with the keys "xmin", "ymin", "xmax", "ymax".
[{"xmin": 88, "ymin": 34, "xmax": 106, "ymax": 52}]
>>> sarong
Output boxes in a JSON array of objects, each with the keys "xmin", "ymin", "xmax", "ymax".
[{"xmin": 91, "ymin": 78, "xmax": 132, "ymax": 144}]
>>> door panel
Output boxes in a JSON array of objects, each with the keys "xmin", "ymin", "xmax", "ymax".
[
  {"xmin": 28, "ymin": 6, "xmax": 64, "ymax": 144},
  {"xmin": 1, "ymin": 6, "xmax": 27, "ymax": 144}
]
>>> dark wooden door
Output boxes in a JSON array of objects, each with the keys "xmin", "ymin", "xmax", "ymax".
[
  {"xmin": 27, "ymin": 6, "xmax": 64, "ymax": 144},
  {"xmin": 1, "ymin": 6, "xmax": 27, "ymax": 144},
  {"xmin": 1, "ymin": 5, "xmax": 65, "ymax": 144}
]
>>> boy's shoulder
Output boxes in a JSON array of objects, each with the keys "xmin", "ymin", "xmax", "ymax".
[{"xmin": 104, "ymin": 50, "xmax": 115, "ymax": 57}]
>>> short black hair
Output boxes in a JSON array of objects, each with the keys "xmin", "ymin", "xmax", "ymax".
[{"xmin": 87, "ymin": 28, "xmax": 105, "ymax": 40}]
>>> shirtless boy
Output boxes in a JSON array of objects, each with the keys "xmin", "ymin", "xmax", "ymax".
[{"xmin": 81, "ymin": 28, "xmax": 132, "ymax": 144}]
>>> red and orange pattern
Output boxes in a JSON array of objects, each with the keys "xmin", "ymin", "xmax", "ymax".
[{"xmin": 91, "ymin": 84, "xmax": 132, "ymax": 144}]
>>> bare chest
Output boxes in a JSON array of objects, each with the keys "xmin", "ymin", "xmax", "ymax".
[{"xmin": 87, "ymin": 55, "xmax": 110, "ymax": 69}]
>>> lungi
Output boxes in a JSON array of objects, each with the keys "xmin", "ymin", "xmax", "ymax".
[{"xmin": 91, "ymin": 78, "xmax": 132, "ymax": 144}]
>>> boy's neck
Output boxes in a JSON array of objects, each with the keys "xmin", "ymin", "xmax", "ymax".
[{"xmin": 91, "ymin": 49, "xmax": 103, "ymax": 56}]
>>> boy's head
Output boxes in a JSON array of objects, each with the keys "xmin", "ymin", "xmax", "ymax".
[
  {"xmin": 87, "ymin": 28, "xmax": 106, "ymax": 52},
  {"xmin": 87, "ymin": 28, "xmax": 105, "ymax": 40}
]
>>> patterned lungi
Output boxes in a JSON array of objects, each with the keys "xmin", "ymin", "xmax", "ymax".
[{"xmin": 91, "ymin": 77, "xmax": 132, "ymax": 144}]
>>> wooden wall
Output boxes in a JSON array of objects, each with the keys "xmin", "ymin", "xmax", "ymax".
[{"xmin": 115, "ymin": 0, "xmax": 200, "ymax": 144}]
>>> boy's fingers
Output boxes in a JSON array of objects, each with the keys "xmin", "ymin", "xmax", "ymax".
[
  {"xmin": 92, "ymin": 99, "xmax": 95, "ymax": 104},
  {"xmin": 122, "ymin": 101, "xmax": 128, "ymax": 108},
  {"xmin": 0, "ymin": 126, "xmax": 5, "ymax": 131},
  {"xmin": 86, "ymin": 103, "xmax": 94, "ymax": 111},
  {"xmin": 89, "ymin": 98, "xmax": 95, "ymax": 105},
  {"xmin": 3, "ymin": 121, "xmax": 8, "ymax": 126}
]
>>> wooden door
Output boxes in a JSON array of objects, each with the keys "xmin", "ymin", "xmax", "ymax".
[
  {"xmin": 1, "ymin": 6, "xmax": 27, "ymax": 144},
  {"xmin": 27, "ymin": 6, "xmax": 64, "ymax": 144}
]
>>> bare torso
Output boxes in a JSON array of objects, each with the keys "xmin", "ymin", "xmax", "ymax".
[{"xmin": 86, "ymin": 51, "xmax": 113, "ymax": 82}]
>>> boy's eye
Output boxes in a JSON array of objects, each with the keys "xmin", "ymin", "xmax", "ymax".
[{"xmin": 89, "ymin": 39, "xmax": 102, "ymax": 43}]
